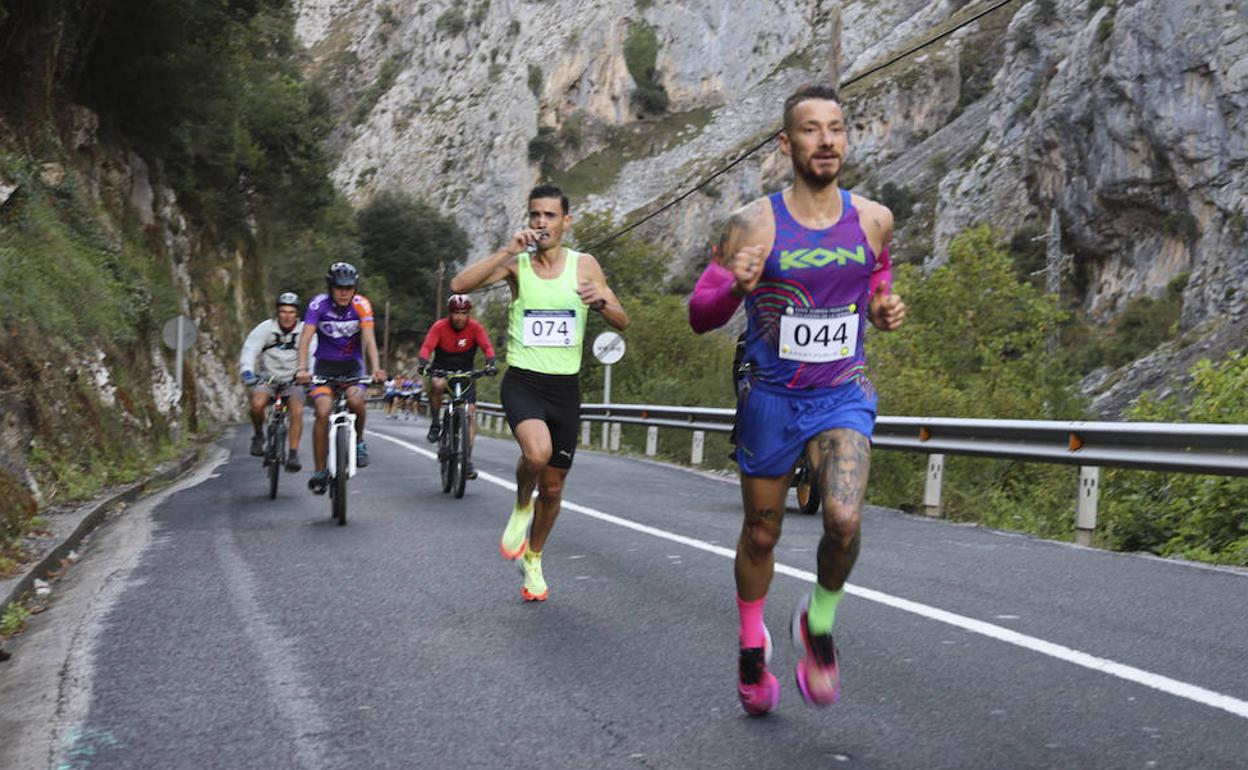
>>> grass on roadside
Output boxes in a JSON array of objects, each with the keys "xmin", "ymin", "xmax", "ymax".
[{"xmin": 1, "ymin": 601, "xmax": 31, "ymax": 637}]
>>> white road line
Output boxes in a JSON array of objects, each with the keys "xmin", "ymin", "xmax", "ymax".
[{"xmin": 372, "ymin": 429, "xmax": 1248, "ymax": 720}]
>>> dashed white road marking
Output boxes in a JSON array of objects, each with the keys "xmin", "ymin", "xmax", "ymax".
[{"xmin": 373, "ymin": 429, "xmax": 1248, "ymax": 721}]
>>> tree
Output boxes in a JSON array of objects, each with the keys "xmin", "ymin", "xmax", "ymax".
[
  {"xmin": 867, "ymin": 225, "xmax": 1086, "ymax": 534},
  {"xmin": 356, "ymin": 191, "xmax": 469, "ymax": 337}
]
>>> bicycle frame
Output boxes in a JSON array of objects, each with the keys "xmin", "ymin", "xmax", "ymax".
[
  {"xmin": 327, "ymin": 392, "xmax": 356, "ymax": 480},
  {"xmin": 314, "ymin": 377, "xmax": 367, "ymax": 480},
  {"xmin": 429, "ymin": 367, "xmax": 493, "ymax": 497}
]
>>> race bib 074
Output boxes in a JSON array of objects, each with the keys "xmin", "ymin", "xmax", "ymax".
[
  {"xmin": 522, "ymin": 309, "xmax": 576, "ymax": 347},
  {"xmin": 778, "ymin": 306, "xmax": 859, "ymax": 363}
]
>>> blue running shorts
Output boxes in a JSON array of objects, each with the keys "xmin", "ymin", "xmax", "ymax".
[{"xmin": 735, "ymin": 379, "xmax": 876, "ymax": 478}]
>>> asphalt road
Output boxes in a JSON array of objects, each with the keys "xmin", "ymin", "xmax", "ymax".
[{"xmin": 5, "ymin": 414, "xmax": 1248, "ymax": 769}]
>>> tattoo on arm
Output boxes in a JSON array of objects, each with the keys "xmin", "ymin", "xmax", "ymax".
[
  {"xmin": 717, "ymin": 211, "xmax": 748, "ymax": 266},
  {"xmin": 717, "ymin": 201, "xmax": 766, "ymax": 266}
]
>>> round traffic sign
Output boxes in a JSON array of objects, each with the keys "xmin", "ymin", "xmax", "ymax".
[
  {"xmin": 161, "ymin": 315, "xmax": 198, "ymax": 350},
  {"xmin": 592, "ymin": 331, "xmax": 625, "ymax": 365}
]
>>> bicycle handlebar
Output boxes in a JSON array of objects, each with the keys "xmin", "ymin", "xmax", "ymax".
[
  {"xmin": 310, "ymin": 376, "xmax": 373, "ymax": 386},
  {"xmin": 426, "ymin": 368, "xmax": 496, "ymax": 380}
]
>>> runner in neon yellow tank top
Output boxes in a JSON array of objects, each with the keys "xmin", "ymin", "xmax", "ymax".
[{"xmin": 452, "ymin": 185, "xmax": 629, "ymax": 602}]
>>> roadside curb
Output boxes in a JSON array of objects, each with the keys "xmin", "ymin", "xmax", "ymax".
[{"xmin": 1, "ymin": 446, "xmax": 205, "ymax": 613}]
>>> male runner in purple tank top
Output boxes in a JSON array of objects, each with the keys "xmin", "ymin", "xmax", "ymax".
[{"xmin": 688, "ymin": 84, "xmax": 906, "ymax": 715}]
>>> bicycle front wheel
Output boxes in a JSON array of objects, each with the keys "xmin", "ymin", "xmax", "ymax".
[
  {"xmin": 267, "ymin": 422, "xmax": 286, "ymax": 500},
  {"xmin": 333, "ymin": 427, "xmax": 349, "ymax": 525},
  {"xmin": 439, "ymin": 412, "xmax": 454, "ymax": 494},
  {"xmin": 452, "ymin": 407, "xmax": 469, "ymax": 499}
]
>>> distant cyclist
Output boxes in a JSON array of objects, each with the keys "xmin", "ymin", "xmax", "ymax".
[
  {"xmin": 295, "ymin": 262, "xmax": 386, "ymax": 494},
  {"xmin": 383, "ymin": 376, "xmax": 400, "ymax": 418},
  {"xmin": 688, "ymin": 84, "xmax": 905, "ymax": 716},
  {"xmin": 391, "ymin": 375, "xmax": 414, "ymax": 418},
  {"xmin": 451, "ymin": 184, "xmax": 628, "ymax": 602},
  {"xmin": 239, "ymin": 292, "xmax": 313, "ymax": 471},
  {"xmin": 418, "ymin": 293, "xmax": 498, "ymax": 478}
]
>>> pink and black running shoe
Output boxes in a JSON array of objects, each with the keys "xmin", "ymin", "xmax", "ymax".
[
  {"xmin": 738, "ymin": 625, "xmax": 779, "ymax": 716},
  {"xmin": 791, "ymin": 594, "xmax": 841, "ymax": 706}
]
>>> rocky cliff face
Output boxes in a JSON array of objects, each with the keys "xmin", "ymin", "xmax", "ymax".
[
  {"xmin": 299, "ymin": 0, "xmax": 1248, "ymax": 416},
  {"xmin": 0, "ymin": 109, "xmax": 250, "ymax": 501}
]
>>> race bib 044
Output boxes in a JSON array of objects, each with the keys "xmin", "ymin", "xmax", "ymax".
[
  {"xmin": 522, "ymin": 309, "xmax": 576, "ymax": 347},
  {"xmin": 778, "ymin": 306, "xmax": 859, "ymax": 363}
]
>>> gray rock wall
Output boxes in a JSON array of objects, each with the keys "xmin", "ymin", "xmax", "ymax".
[{"xmin": 299, "ymin": 0, "xmax": 1248, "ymax": 415}]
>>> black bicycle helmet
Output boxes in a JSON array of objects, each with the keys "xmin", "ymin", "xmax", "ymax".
[
  {"xmin": 276, "ymin": 291, "xmax": 300, "ymax": 310},
  {"xmin": 325, "ymin": 262, "xmax": 359, "ymax": 290}
]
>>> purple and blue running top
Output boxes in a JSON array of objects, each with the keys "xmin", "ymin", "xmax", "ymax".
[{"xmin": 743, "ymin": 189, "xmax": 878, "ymax": 391}]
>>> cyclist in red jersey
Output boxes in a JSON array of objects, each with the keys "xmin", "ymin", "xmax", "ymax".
[{"xmin": 418, "ymin": 294, "xmax": 497, "ymax": 478}]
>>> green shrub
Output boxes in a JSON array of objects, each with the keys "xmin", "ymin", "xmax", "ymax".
[
  {"xmin": 528, "ymin": 127, "xmax": 559, "ymax": 166},
  {"xmin": 528, "ymin": 64, "xmax": 544, "ymax": 98},
  {"xmin": 1, "ymin": 602, "xmax": 30, "ymax": 636},
  {"xmin": 868, "ymin": 226, "xmax": 1084, "ymax": 529},
  {"xmin": 1162, "ymin": 210, "xmax": 1198, "ymax": 239},
  {"xmin": 624, "ymin": 22, "xmax": 668, "ymax": 114},
  {"xmin": 1100, "ymin": 352, "xmax": 1248, "ymax": 565},
  {"xmin": 436, "ymin": 8, "xmax": 467, "ymax": 36},
  {"xmin": 877, "ymin": 182, "xmax": 915, "ymax": 226},
  {"xmin": 351, "ymin": 55, "xmax": 404, "ymax": 125}
]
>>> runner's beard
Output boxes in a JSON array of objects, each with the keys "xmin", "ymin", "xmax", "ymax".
[{"xmin": 795, "ymin": 154, "xmax": 840, "ymax": 188}]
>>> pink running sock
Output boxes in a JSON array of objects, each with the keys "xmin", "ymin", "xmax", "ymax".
[{"xmin": 736, "ymin": 594, "xmax": 767, "ymax": 649}]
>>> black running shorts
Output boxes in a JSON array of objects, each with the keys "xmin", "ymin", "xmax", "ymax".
[{"xmin": 501, "ymin": 367, "xmax": 581, "ymax": 469}]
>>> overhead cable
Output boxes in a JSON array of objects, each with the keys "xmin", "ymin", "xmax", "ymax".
[{"xmin": 584, "ymin": 0, "xmax": 1021, "ymax": 254}]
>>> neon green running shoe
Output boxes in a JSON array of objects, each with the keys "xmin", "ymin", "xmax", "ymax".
[
  {"xmin": 499, "ymin": 503, "xmax": 533, "ymax": 560},
  {"xmin": 518, "ymin": 552, "xmax": 548, "ymax": 602}
]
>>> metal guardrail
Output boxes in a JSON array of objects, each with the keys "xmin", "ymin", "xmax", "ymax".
[{"xmin": 470, "ymin": 400, "xmax": 1248, "ymax": 545}]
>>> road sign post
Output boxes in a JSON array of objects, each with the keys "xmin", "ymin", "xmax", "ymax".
[
  {"xmin": 592, "ymin": 332, "xmax": 626, "ymax": 452},
  {"xmin": 161, "ymin": 314, "xmax": 198, "ymax": 401}
]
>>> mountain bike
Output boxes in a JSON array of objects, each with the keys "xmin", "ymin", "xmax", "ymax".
[
  {"xmin": 428, "ymin": 367, "xmax": 495, "ymax": 499},
  {"xmin": 313, "ymin": 376, "xmax": 369, "ymax": 525},
  {"xmin": 261, "ymin": 378, "xmax": 294, "ymax": 500}
]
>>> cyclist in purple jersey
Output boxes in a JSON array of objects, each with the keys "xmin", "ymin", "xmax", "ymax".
[
  {"xmin": 688, "ymin": 84, "xmax": 905, "ymax": 716},
  {"xmin": 295, "ymin": 262, "xmax": 386, "ymax": 494}
]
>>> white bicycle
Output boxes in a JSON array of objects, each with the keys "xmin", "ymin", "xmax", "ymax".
[{"xmin": 313, "ymin": 376, "xmax": 368, "ymax": 525}]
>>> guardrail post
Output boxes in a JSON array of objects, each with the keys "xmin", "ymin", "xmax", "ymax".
[
  {"xmin": 494, "ymin": 416, "xmax": 504, "ymax": 434},
  {"xmin": 691, "ymin": 431, "xmax": 705, "ymax": 465},
  {"xmin": 602, "ymin": 422, "xmax": 610, "ymax": 450},
  {"xmin": 1076, "ymin": 466, "xmax": 1099, "ymax": 546},
  {"xmin": 610, "ymin": 423, "xmax": 621, "ymax": 452},
  {"xmin": 924, "ymin": 454, "xmax": 945, "ymax": 518},
  {"xmin": 582, "ymin": 421, "xmax": 591, "ymax": 446},
  {"xmin": 646, "ymin": 426, "xmax": 658, "ymax": 456}
]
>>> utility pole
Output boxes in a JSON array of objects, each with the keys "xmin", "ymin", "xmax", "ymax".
[
  {"xmin": 1045, "ymin": 209, "xmax": 1063, "ymax": 297},
  {"xmin": 384, "ymin": 300, "xmax": 391, "ymax": 372},
  {"xmin": 435, "ymin": 259, "xmax": 445, "ymax": 316},
  {"xmin": 1045, "ymin": 209, "xmax": 1064, "ymax": 354}
]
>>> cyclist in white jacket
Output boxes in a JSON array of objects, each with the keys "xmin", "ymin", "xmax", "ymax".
[{"xmin": 240, "ymin": 292, "xmax": 315, "ymax": 470}]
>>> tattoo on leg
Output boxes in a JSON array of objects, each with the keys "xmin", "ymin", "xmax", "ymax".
[{"xmin": 816, "ymin": 431, "xmax": 871, "ymax": 508}]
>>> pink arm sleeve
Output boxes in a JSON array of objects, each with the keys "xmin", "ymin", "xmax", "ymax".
[
  {"xmin": 870, "ymin": 245, "xmax": 893, "ymax": 296},
  {"xmin": 688, "ymin": 261, "xmax": 743, "ymax": 334}
]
